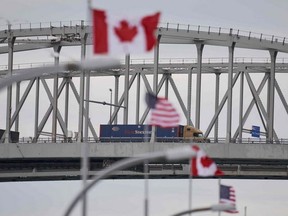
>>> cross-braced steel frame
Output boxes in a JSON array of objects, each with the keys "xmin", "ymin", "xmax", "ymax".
[{"xmin": 1, "ymin": 21, "xmax": 288, "ymax": 144}]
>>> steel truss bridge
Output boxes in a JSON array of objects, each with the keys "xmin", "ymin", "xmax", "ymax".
[{"xmin": 0, "ymin": 21, "xmax": 288, "ymax": 181}]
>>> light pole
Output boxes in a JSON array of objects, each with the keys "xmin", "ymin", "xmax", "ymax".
[
  {"xmin": 63, "ymin": 146, "xmax": 197, "ymax": 216},
  {"xmin": 171, "ymin": 204, "xmax": 236, "ymax": 216},
  {"xmin": 109, "ymin": 88, "xmax": 112, "ymax": 124},
  {"xmin": 0, "ymin": 58, "xmax": 120, "ymax": 91}
]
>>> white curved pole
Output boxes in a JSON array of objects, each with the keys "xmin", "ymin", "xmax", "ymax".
[
  {"xmin": 63, "ymin": 146, "xmax": 196, "ymax": 216},
  {"xmin": 171, "ymin": 204, "xmax": 235, "ymax": 216},
  {"xmin": 0, "ymin": 58, "xmax": 120, "ymax": 91}
]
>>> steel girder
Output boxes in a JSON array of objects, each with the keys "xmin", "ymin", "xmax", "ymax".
[{"xmin": 1, "ymin": 24, "xmax": 288, "ymax": 143}]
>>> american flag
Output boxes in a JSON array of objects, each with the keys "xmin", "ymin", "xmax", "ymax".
[
  {"xmin": 220, "ymin": 184, "xmax": 239, "ymax": 213},
  {"xmin": 145, "ymin": 92, "xmax": 180, "ymax": 128}
]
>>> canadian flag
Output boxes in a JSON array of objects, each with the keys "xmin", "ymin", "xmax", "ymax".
[
  {"xmin": 92, "ymin": 9, "xmax": 161, "ymax": 55},
  {"xmin": 191, "ymin": 145, "xmax": 224, "ymax": 177}
]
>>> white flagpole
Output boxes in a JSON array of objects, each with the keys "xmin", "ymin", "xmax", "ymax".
[
  {"xmin": 146, "ymin": 124, "xmax": 157, "ymax": 216},
  {"xmin": 218, "ymin": 178, "xmax": 222, "ymax": 216},
  {"xmin": 188, "ymin": 159, "xmax": 193, "ymax": 215},
  {"xmin": 144, "ymin": 159, "xmax": 149, "ymax": 216},
  {"xmin": 144, "ymin": 124, "xmax": 150, "ymax": 216},
  {"xmin": 150, "ymin": 125, "xmax": 156, "ymax": 145},
  {"xmin": 81, "ymin": 1, "xmax": 92, "ymax": 216}
]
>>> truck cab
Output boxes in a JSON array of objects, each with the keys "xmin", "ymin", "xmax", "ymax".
[{"xmin": 183, "ymin": 125, "xmax": 210, "ymax": 143}]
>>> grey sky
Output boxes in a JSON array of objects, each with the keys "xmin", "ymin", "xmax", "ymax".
[
  {"xmin": 1, "ymin": 0, "xmax": 288, "ymax": 137},
  {"xmin": 0, "ymin": 1, "xmax": 288, "ymax": 216},
  {"xmin": 0, "ymin": 179, "xmax": 287, "ymax": 216}
]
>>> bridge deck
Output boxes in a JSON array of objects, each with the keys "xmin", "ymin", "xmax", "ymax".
[
  {"xmin": 1, "ymin": 142, "xmax": 288, "ymax": 160},
  {"xmin": 0, "ymin": 142, "xmax": 287, "ymax": 182}
]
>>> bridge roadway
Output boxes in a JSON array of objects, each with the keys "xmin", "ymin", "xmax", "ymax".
[{"xmin": 0, "ymin": 142, "xmax": 288, "ymax": 182}]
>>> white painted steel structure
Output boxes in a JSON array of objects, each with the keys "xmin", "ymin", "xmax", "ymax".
[{"xmin": 1, "ymin": 21, "xmax": 288, "ymax": 181}]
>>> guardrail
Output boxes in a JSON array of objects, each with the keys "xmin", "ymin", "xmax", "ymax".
[
  {"xmin": 0, "ymin": 20, "xmax": 286, "ymax": 45},
  {"xmin": 159, "ymin": 22, "xmax": 287, "ymax": 45},
  {"xmin": 125, "ymin": 57, "xmax": 288, "ymax": 65},
  {"xmin": 0, "ymin": 20, "xmax": 87, "ymax": 31},
  {"xmin": 16, "ymin": 136, "xmax": 288, "ymax": 144},
  {"xmin": 0, "ymin": 57, "xmax": 288, "ymax": 73}
]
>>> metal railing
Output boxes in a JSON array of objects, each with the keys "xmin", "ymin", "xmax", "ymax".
[
  {"xmin": 16, "ymin": 136, "xmax": 288, "ymax": 144},
  {"xmin": 1, "ymin": 57, "xmax": 288, "ymax": 73},
  {"xmin": 0, "ymin": 20, "xmax": 286, "ymax": 45},
  {"xmin": 0, "ymin": 20, "xmax": 87, "ymax": 31},
  {"xmin": 159, "ymin": 22, "xmax": 287, "ymax": 45}
]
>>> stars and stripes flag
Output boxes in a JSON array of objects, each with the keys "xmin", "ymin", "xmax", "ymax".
[
  {"xmin": 220, "ymin": 184, "xmax": 239, "ymax": 213},
  {"xmin": 145, "ymin": 92, "xmax": 180, "ymax": 128},
  {"xmin": 92, "ymin": 9, "xmax": 160, "ymax": 55},
  {"xmin": 191, "ymin": 145, "xmax": 224, "ymax": 177}
]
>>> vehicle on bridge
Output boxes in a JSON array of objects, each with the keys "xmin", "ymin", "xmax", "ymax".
[{"xmin": 99, "ymin": 124, "xmax": 209, "ymax": 143}]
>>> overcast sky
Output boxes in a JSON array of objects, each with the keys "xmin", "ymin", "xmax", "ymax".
[
  {"xmin": 0, "ymin": 178, "xmax": 288, "ymax": 216},
  {"xmin": 0, "ymin": 1, "xmax": 288, "ymax": 216},
  {"xmin": 1, "ymin": 0, "xmax": 288, "ymax": 137}
]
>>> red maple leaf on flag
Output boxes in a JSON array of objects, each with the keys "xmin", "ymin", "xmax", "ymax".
[
  {"xmin": 191, "ymin": 145, "xmax": 224, "ymax": 176},
  {"xmin": 114, "ymin": 20, "xmax": 138, "ymax": 42},
  {"xmin": 200, "ymin": 156, "xmax": 214, "ymax": 167}
]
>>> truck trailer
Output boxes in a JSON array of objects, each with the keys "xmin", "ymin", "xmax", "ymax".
[{"xmin": 99, "ymin": 124, "xmax": 209, "ymax": 143}]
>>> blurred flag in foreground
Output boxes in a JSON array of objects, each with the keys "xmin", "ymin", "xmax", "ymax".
[
  {"xmin": 220, "ymin": 184, "xmax": 239, "ymax": 213},
  {"xmin": 191, "ymin": 145, "xmax": 224, "ymax": 176},
  {"xmin": 145, "ymin": 92, "xmax": 180, "ymax": 128},
  {"xmin": 92, "ymin": 9, "xmax": 160, "ymax": 55}
]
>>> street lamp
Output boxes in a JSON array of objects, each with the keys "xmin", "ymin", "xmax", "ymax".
[
  {"xmin": 109, "ymin": 88, "xmax": 112, "ymax": 124},
  {"xmin": 0, "ymin": 58, "xmax": 120, "ymax": 91},
  {"xmin": 171, "ymin": 204, "xmax": 236, "ymax": 216},
  {"xmin": 63, "ymin": 146, "xmax": 197, "ymax": 216}
]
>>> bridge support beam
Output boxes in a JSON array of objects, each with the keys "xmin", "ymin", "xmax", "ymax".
[
  {"xmin": 52, "ymin": 45, "xmax": 62, "ymax": 142},
  {"xmin": 233, "ymin": 74, "xmax": 268, "ymax": 140},
  {"xmin": 164, "ymin": 72, "xmax": 169, "ymax": 99},
  {"xmin": 153, "ymin": 35, "xmax": 161, "ymax": 95},
  {"xmin": 64, "ymin": 77, "xmax": 70, "ymax": 136},
  {"xmin": 214, "ymin": 72, "xmax": 220, "ymax": 142},
  {"xmin": 238, "ymin": 71, "xmax": 244, "ymax": 142},
  {"xmin": 195, "ymin": 43, "xmax": 204, "ymax": 129},
  {"xmin": 169, "ymin": 75, "xmax": 191, "ymax": 125},
  {"xmin": 164, "ymin": 73, "xmax": 171, "ymax": 98},
  {"xmin": 113, "ymin": 75, "xmax": 120, "ymax": 124},
  {"xmin": 187, "ymin": 68, "xmax": 193, "ymax": 125},
  {"xmin": 136, "ymin": 71, "xmax": 141, "ymax": 124},
  {"xmin": 42, "ymin": 79, "xmax": 67, "ymax": 136},
  {"xmin": 77, "ymin": 32, "xmax": 88, "ymax": 142},
  {"xmin": 267, "ymin": 50, "xmax": 277, "ymax": 142},
  {"xmin": 111, "ymin": 74, "xmax": 137, "ymax": 124},
  {"xmin": 33, "ymin": 79, "xmax": 66, "ymax": 142},
  {"xmin": 34, "ymin": 78, "xmax": 40, "ymax": 142},
  {"xmin": 205, "ymin": 72, "xmax": 240, "ymax": 138},
  {"xmin": 84, "ymin": 70, "xmax": 90, "ymax": 141},
  {"xmin": 226, "ymin": 42, "xmax": 235, "ymax": 143},
  {"xmin": 4, "ymin": 31, "xmax": 15, "ymax": 143},
  {"xmin": 245, "ymin": 72, "xmax": 279, "ymax": 142},
  {"xmin": 69, "ymin": 80, "xmax": 98, "ymax": 140},
  {"xmin": 15, "ymin": 81, "xmax": 20, "ymax": 132},
  {"xmin": 11, "ymin": 79, "xmax": 36, "ymax": 129},
  {"xmin": 123, "ymin": 54, "xmax": 130, "ymax": 124}
]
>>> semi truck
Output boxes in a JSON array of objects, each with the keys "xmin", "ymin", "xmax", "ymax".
[{"xmin": 99, "ymin": 124, "xmax": 209, "ymax": 143}]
